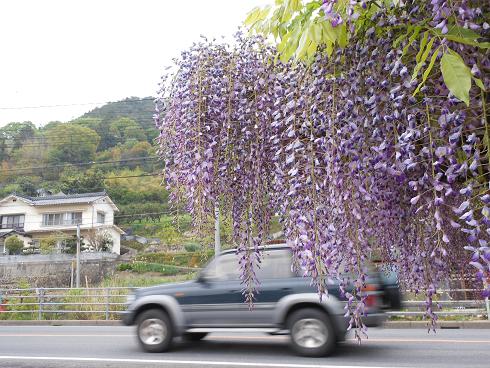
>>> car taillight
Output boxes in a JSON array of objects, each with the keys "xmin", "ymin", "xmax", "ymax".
[{"xmin": 362, "ymin": 284, "xmax": 378, "ymax": 308}]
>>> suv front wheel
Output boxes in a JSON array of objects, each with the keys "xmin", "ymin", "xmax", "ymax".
[
  {"xmin": 287, "ymin": 308, "xmax": 336, "ymax": 357},
  {"xmin": 136, "ymin": 309, "xmax": 173, "ymax": 353}
]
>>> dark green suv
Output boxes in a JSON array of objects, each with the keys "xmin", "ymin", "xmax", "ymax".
[{"xmin": 123, "ymin": 245, "xmax": 397, "ymax": 357}]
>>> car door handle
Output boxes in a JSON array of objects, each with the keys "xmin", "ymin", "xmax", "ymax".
[{"xmin": 281, "ymin": 288, "xmax": 291, "ymax": 291}]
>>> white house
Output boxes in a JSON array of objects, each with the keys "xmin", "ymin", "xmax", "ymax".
[{"xmin": 0, "ymin": 191, "xmax": 123, "ymax": 255}]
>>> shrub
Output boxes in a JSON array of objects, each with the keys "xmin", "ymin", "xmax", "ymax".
[
  {"xmin": 184, "ymin": 243, "xmax": 200, "ymax": 252},
  {"xmin": 136, "ymin": 250, "xmax": 213, "ymax": 268},
  {"xmin": 117, "ymin": 263, "xmax": 133, "ymax": 272},
  {"xmin": 117, "ymin": 262, "xmax": 182, "ymax": 276},
  {"xmin": 5, "ymin": 236, "xmax": 24, "ymax": 255},
  {"xmin": 40, "ymin": 236, "xmax": 57, "ymax": 254}
]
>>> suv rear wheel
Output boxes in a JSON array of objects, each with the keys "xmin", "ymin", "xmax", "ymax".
[
  {"xmin": 287, "ymin": 308, "xmax": 336, "ymax": 357},
  {"xmin": 136, "ymin": 309, "xmax": 173, "ymax": 353}
]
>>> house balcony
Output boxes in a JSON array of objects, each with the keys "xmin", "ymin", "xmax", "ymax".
[{"xmin": 0, "ymin": 223, "xmax": 25, "ymax": 231}]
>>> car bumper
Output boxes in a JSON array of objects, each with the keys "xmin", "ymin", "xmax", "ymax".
[
  {"xmin": 121, "ymin": 310, "xmax": 135, "ymax": 326},
  {"xmin": 363, "ymin": 312, "xmax": 388, "ymax": 327}
]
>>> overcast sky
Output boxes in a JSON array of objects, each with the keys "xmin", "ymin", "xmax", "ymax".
[{"xmin": 0, "ymin": 0, "xmax": 271, "ymax": 127}]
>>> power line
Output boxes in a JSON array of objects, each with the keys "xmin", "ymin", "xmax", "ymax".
[
  {"xmin": 0, "ymin": 127, "xmax": 158, "ymax": 150},
  {"xmin": 0, "ymin": 211, "xmax": 178, "ymax": 225},
  {"xmin": 0, "ymin": 156, "xmax": 160, "ymax": 173},
  {"xmin": 4, "ymin": 126, "xmax": 154, "ymax": 141},
  {"xmin": 114, "ymin": 211, "xmax": 175, "ymax": 218},
  {"xmin": 102, "ymin": 172, "xmax": 162, "ymax": 180},
  {"xmin": 0, "ymin": 97, "xmax": 155, "ymax": 110},
  {"xmin": 0, "ymin": 135, "xmax": 159, "ymax": 149}
]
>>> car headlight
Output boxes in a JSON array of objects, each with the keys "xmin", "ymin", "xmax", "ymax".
[{"xmin": 126, "ymin": 293, "xmax": 136, "ymax": 304}]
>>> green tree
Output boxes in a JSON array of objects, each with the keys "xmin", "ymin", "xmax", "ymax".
[
  {"xmin": 45, "ymin": 124, "xmax": 100, "ymax": 165},
  {"xmin": 58, "ymin": 167, "xmax": 105, "ymax": 194},
  {"xmin": 109, "ymin": 117, "xmax": 147, "ymax": 143},
  {"xmin": 80, "ymin": 97, "xmax": 157, "ymax": 143},
  {"xmin": 5, "ymin": 236, "xmax": 24, "ymax": 255},
  {"xmin": 120, "ymin": 141, "xmax": 154, "ymax": 169},
  {"xmin": 70, "ymin": 117, "xmax": 118, "ymax": 152},
  {"xmin": 40, "ymin": 236, "xmax": 57, "ymax": 254},
  {"xmin": 0, "ymin": 122, "xmax": 37, "ymax": 150},
  {"xmin": 15, "ymin": 176, "xmax": 40, "ymax": 196},
  {"xmin": 41, "ymin": 121, "xmax": 63, "ymax": 131}
]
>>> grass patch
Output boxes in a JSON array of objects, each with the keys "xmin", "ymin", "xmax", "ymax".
[
  {"xmin": 100, "ymin": 272, "xmax": 196, "ymax": 288},
  {"xmin": 135, "ymin": 250, "xmax": 214, "ymax": 267},
  {"xmin": 117, "ymin": 262, "xmax": 188, "ymax": 275}
]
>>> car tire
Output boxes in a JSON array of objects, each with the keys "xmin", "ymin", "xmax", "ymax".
[
  {"xmin": 287, "ymin": 308, "xmax": 336, "ymax": 357},
  {"xmin": 182, "ymin": 332, "xmax": 208, "ymax": 341},
  {"xmin": 136, "ymin": 309, "xmax": 173, "ymax": 353}
]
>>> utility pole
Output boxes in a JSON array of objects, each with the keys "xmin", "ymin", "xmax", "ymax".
[
  {"xmin": 76, "ymin": 224, "xmax": 80, "ymax": 288},
  {"xmin": 214, "ymin": 204, "xmax": 221, "ymax": 256}
]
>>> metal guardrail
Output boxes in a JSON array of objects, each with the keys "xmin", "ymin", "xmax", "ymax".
[
  {"xmin": 0, "ymin": 287, "xmax": 489, "ymax": 321},
  {"xmin": 0, "ymin": 287, "xmax": 135, "ymax": 320}
]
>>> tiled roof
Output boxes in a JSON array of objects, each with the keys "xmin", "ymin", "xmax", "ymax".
[
  {"xmin": 0, "ymin": 229, "xmax": 26, "ymax": 238},
  {"xmin": 16, "ymin": 192, "xmax": 108, "ymax": 206}
]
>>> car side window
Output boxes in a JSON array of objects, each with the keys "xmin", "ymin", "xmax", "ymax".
[
  {"xmin": 202, "ymin": 253, "xmax": 241, "ymax": 281},
  {"xmin": 201, "ymin": 248, "xmax": 294, "ymax": 282},
  {"xmin": 255, "ymin": 249, "xmax": 293, "ymax": 279}
]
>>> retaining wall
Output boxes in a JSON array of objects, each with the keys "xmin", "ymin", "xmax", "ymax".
[{"xmin": 0, "ymin": 253, "xmax": 119, "ymax": 288}]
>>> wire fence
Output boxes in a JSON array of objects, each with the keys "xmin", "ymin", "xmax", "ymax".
[{"xmin": 0, "ymin": 286, "xmax": 489, "ymax": 321}]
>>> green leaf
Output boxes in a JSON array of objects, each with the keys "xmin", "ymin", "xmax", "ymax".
[
  {"xmin": 325, "ymin": 40, "xmax": 334, "ymax": 57},
  {"xmin": 411, "ymin": 37, "xmax": 435, "ymax": 81},
  {"xmin": 445, "ymin": 25, "xmax": 480, "ymax": 40},
  {"xmin": 277, "ymin": 32, "xmax": 291, "ymax": 53},
  {"xmin": 415, "ymin": 32, "xmax": 429, "ymax": 64},
  {"xmin": 321, "ymin": 22, "xmax": 337, "ymax": 44},
  {"xmin": 306, "ymin": 40, "xmax": 318, "ymax": 60},
  {"xmin": 393, "ymin": 33, "xmax": 407, "ymax": 48},
  {"xmin": 432, "ymin": 25, "xmax": 490, "ymax": 49},
  {"xmin": 290, "ymin": 0, "xmax": 301, "ymax": 12},
  {"xmin": 393, "ymin": 24, "xmax": 415, "ymax": 48},
  {"xmin": 296, "ymin": 23, "xmax": 311, "ymax": 59},
  {"xmin": 336, "ymin": 23, "xmax": 348, "ymax": 48},
  {"xmin": 440, "ymin": 51, "xmax": 472, "ymax": 106},
  {"xmin": 311, "ymin": 23, "xmax": 322, "ymax": 44},
  {"xmin": 473, "ymin": 77, "xmax": 486, "ymax": 91},
  {"xmin": 244, "ymin": 7, "xmax": 261, "ymax": 26},
  {"xmin": 402, "ymin": 26, "xmax": 421, "ymax": 57},
  {"xmin": 413, "ymin": 46, "xmax": 441, "ymax": 96}
]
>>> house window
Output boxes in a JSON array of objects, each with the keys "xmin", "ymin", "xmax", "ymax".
[
  {"xmin": 42, "ymin": 213, "xmax": 62, "ymax": 226},
  {"xmin": 42, "ymin": 212, "xmax": 82, "ymax": 226},
  {"xmin": 97, "ymin": 212, "xmax": 105, "ymax": 224},
  {"xmin": 68, "ymin": 212, "xmax": 82, "ymax": 225},
  {"xmin": 1, "ymin": 214, "xmax": 25, "ymax": 229}
]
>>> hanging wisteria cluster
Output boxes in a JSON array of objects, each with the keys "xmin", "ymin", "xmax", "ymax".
[{"xmin": 156, "ymin": 0, "xmax": 489, "ymax": 334}]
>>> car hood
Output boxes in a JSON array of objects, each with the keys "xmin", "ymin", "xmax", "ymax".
[{"xmin": 135, "ymin": 281, "xmax": 195, "ymax": 298}]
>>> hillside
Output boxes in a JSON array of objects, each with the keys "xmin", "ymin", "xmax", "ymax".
[
  {"xmin": 80, "ymin": 97, "xmax": 157, "ymax": 142},
  {"xmin": 0, "ymin": 97, "xmax": 239, "ymax": 252},
  {"xmin": 0, "ymin": 98, "xmax": 169, "ymax": 248}
]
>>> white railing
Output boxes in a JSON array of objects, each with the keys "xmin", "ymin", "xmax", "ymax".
[{"xmin": 0, "ymin": 287, "xmax": 489, "ymax": 321}]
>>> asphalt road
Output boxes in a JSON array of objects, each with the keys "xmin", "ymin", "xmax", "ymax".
[{"xmin": 0, "ymin": 326, "xmax": 488, "ymax": 368}]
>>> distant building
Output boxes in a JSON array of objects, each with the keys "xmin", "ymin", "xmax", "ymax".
[{"xmin": 0, "ymin": 192, "xmax": 123, "ymax": 255}]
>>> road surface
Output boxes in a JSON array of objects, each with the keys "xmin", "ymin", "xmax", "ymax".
[{"xmin": 0, "ymin": 326, "xmax": 488, "ymax": 368}]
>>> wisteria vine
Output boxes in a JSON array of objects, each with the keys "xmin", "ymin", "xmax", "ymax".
[{"xmin": 156, "ymin": 0, "xmax": 489, "ymax": 336}]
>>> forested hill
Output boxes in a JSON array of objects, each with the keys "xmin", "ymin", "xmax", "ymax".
[
  {"xmin": 80, "ymin": 97, "xmax": 157, "ymax": 143},
  {"xmin": 0, "ymin": 97, "xmax": 169, "ymax": 227}
]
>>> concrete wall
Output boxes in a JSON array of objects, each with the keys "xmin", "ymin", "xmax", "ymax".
[{"xmin": 0, "ymin": 253, "xmax": 119, "ymax": 288}]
